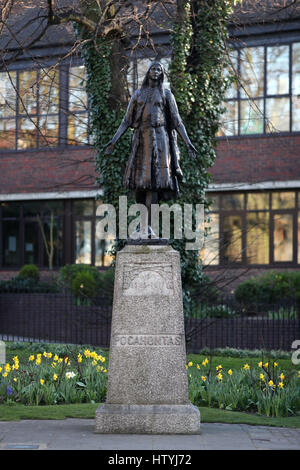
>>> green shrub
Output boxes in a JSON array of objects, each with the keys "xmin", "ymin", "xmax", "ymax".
[
  {"xmin": 17, "ymin": 264, "xmax": 40, "ymax": 282},
  {"xmin": 71, "ymin": 271, "xmax": 99, "ymax": 306},
  {"xmin": 235, "ymin": 271, "xmax": 300, "ymax": 305},
  {"xmin": 58, "ymin": 264, "xmax": 101, "ymax": 290},
  {"xmin": 190, "ymin": 303, "xmax": 237, "ymax": 319},
  {"xmin": 97, "ymin": 268, "xmax": 114, "ymax": 305}
]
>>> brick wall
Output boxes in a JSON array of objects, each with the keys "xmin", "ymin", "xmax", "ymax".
[
  {"xmin": 213, "ymin": 134, "xmax": 300, "ymax": 184},
  {"xmin": 0, "ymin": 147, "xmax": 98, "ymax": 195}
]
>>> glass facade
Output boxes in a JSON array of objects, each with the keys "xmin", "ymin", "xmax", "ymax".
[
  {"xmin": 0, "ymin": 64, "xmax": 89, "ymax": 151},
  {"xmin": 0, "ymin": 199, "xmax": 113, "ymax": 268},
  {"xmin": 220, "ymin": 42, "xmax": 300, "ymax": 136},
  {"xmin": 202, "ymin": 190, "xmax": 300, "ymax": 267}
]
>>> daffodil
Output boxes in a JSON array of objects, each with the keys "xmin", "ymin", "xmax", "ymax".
[
  {"xmin": 29, "ymin": 355, "xmax": 35, "ymax": 361},
  {"xmin": 188, "ymin": 361, "xmax": 193, "ymax": 367},
  {"xmin": 196, "ymin": 364, "xmax": 200, "ymax": 370},
  {"xmin": 201, "ymin": 376, "xmax": 206, "ymax": 382},
  {"xmin": 274, "ymin": 362, "xmax": 278, "ymax": 368},
  {"xmin": 40, "ymin": 379, "xmax": 45, "ymax": 385},
  {"xmin": 51, "ymin": 362, "xmax": 57, "ymax": 368},
  {"xmin": 243, "ymin": 364, "xmax": 250, "ymax": 370},
  {"xmin": 54, "ymin": 355, "xmax": 59, "ymax": 361},
  {"xmin": 258, "ymin": 361, "xmax": 263, "ymax": 368},
  {"xmin": 77, "ymin": 354, "xmax": 83, "ymax": 363},
  {"xmin": 278, "ymin": 382, "xmax": 284, "ymax": 389},
  {"xmin": 216, "ymin": 365, "xmax": 222, "ymax": 371},
  {"xmin": 13, "ymin": 378, "xmax": 17, "ymax": 382},
  {"xmin": 264, "ymin": 362, "xmax": 268, "ymax": 368},
  {"xmin": 202, "ymin": 358, "xmax": 209, "ymax": 366},
  {"xmin": 53, "ymin": 374, "xmax": 58, "ymax": 381},
  {"xmin": 228, "ymin": 369, "xmax": 233, "ymax": 376},
  {"xmin": 259, "ymin": 373, "xmax": 265, "ymax": 381},
  {"xmin": 217, "ymin": 372, "xmax": 223, "ymax": 380},
  {"xmin": 2, "ymin": 372, "xmax": 8, "ymax": 378},
  {"xmin": 268, "ymin": 380, "xmax": 275, "ymax": 387},
  {"xmin": 280, "ymin": 373, "xmax": 285, "ymax": 381}
]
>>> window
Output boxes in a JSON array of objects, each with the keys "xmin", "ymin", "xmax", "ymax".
[
  {"xmin": 202, "ymin": 190, "xmax": 300, "ymax": 267},
  {"xmin": 0, "ymin": 199, "xmax": 112, "ymax": 268},
  {"xmin": 0, "ymin": 200, "xmax": 63, "ymax": 267},
  {"xmin": 220, "ymin": 42, "xmax": 300, "ymax": 136},
  {"xmin": 0, "ymin": 63, "xmax": 89, "ymax": 151},
  {"xmin": 73, "ymin": 199, "xmax": 114, "ymax": 267}
]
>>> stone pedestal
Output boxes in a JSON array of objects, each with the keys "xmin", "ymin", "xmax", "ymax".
[{"xmin": 95, "ymin": 244, "xmax": 200, "ymax": 434}]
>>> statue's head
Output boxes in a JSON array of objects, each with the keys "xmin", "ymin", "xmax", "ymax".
[{"xmin": 141, "ymin": 61, "xmax": 165, "ymax": 88}]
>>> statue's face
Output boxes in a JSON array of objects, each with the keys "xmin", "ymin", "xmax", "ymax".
[{"xmin": 149, "ymin": 64, "xmax": 163, "ymax": 81}]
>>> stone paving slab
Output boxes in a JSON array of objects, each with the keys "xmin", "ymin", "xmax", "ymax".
[{"xmin": 0, "ymin": 419, "xmax": 299, "ymax": 450}]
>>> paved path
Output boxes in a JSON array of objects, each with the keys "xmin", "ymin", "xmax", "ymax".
[{"xmin": 0, "ymin": 419, "xmax": 299, "ymax": 450}]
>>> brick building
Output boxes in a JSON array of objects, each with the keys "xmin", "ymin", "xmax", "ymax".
[{"xmin": 1, "ymin": 1, "xmax": 300, "ymax": 293}]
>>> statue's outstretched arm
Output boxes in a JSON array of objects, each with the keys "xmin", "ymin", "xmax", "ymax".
[{"xmin": 176, "ymin": 121, "xmax": 197, "ymax": 158}]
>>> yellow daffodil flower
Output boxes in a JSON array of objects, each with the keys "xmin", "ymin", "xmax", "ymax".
[
  {"xmin": 264, "ymin": 362, "xmax": 268, "ymax": 368},
  {"xmin": 268, "ymin": 380, "xmax": 275, "ymax": 387},
  {"xmin": 243, "ymin": 364, "xmax": 250, "ymax": 370},
  {"xmin": 54, "ymin": 355, "xmax": 59, "ymax": 361},
  {"xmin": 196, "ymin": 364, "xmax": 200, "ymax": 370},
  {"xmin": 53, "ymin": 374, "xmax": 58, "ymax": 381},
  {"xmin": 258, "ymin": 361, "xmax": 263, "ymax": 368},
  {"xmin": 217, "ymin": 372, "xmax": 223, "ymax": 380},
  {"xmin": 188, "ymin": 361, "xmax": 193, "ymax": 367},
  {"xmin": 2, "ymin": 372, "xmax": 8, "ymax": 378},
  {"xmin": 259, "ymin": 373, "xmax": 265, "ymax": 381},
  {"xmin": 216, "ymin": 365, "xmax": 222, "ymax": 371},
  {"xmin": 274, "ymin": 362, "xmax": 278, "ymax": 367},
  {"xmin": 13, "ymin": 378, "xmax": 17, "ymax": 382},
  {"xmin": 280, "ymin": 373, "xmax": 285, "ymax": 381},
  {"xmin": 40, "ymin": 379, "xmax": 45, "ymax": 385},
  {"xmin": 278, "ymin": 382, "xmax": 284, "ymax": 389},
  {"xmin": 29, "ymin": 355, "xmax": 35, "ymax": 361},
  {"xmin": 228, "ymin": 369, "xmax": 233, "ymax": 375}
]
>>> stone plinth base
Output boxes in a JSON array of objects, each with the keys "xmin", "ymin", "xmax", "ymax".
[
  {"xmin": 95, "ymin": 404, "xmax": 200, "ymax": 434},
  {"xmin": 94, "ymin": 244, "xmax": 200, "ymax": 434}
]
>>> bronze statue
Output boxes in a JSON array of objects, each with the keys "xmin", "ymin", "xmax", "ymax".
[{"xmin": 105, "ymin": 61, "xmax": 196, "ymax": 237}]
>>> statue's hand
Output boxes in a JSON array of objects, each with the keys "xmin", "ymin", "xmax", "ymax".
[
  {"xmin": 104, "ymin": 141, "xmax": 115, "ymax": 155},
  {"xmin": 188, "ymin": 143, "xmax": 197, "ymax": 158}
]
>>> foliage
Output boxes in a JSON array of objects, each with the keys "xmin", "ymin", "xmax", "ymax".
[
  {"xmin": 74, "ymin": 2, "xmax": 237, "ymax": 313},
  {"xmin": 1, "ymin": 347, "xmax": 299, "ymax": 418},
  {"xmin": 17, "ymin": 264, "xmax": 40, "ymax": 282},
  {"xmin": 235, "ymin": 271, "xmax": 300, "ymax": 305},
  {"xmin": 187, "ymin": 357, "xmax": 300, "ymax": 417},
  {"xmin": 57, "ymin": 264, "xmax": 101, "ymax": 290},
  {"xmin": 71, "ymin": 271, "xmax": 100, "ymax": 306},
  {"xmin": 190, "ymin": 303, "xmax": 237, "ymax": 319},
  {"xmin": 0, "ymin": 349, "xmax": 107, "ymax": 406}
]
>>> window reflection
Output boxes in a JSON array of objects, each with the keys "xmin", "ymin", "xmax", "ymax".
[
  {"xmin": 69, "ymin": 66, "xmax": 87, "ymax": 111},
  {"xmin": 0, "ymin": 119, "xmax": 15, "ymax": 149},
  {"xmin": 272, "ymin": 192, "xmax": 295, "ymax": 209},
  {"xmin": 246, "ymin": 212, "xmax": 269, "ymax": 264},
  {"xmin": 17, "ymin": 118, "xmax": 37, "ymax": 149},
  {"xmin": 219, "ymin": 101, "xmax": 238, "ymax": 136},
  {"xmin": 201, "ymin": 213, "xmax": 220, "ymax": 265},
  {"xmin": 75, "ymin": 220, "xmax": 91, "ymax": 264},
  {"xmin": 240, "ymin": 47, "xmax": 264, "ymax": 98},
  {"xmin": 267, "ymin": 45, "xmax": 289, "ymax": 95},
  {"xmin": 247, "ymin": 192, "xmax": 269, "ymax": 210},
  {"xmin": 74, "ymin": 200, "xmax": 94, "ymax": 216},
  {"xmin": 266, "ymin": 97, "xmax": 290, "ymax": 132},
  {"xmin": 223, "ymin": 215, "xmax": 242, "ymax": 262},
  {"xmin": 19, "ymin": 70, "xmax": 38, "ymax": 115},
  {"xmin": 222, "ymin": 193, "xmax": 244, "ymax": 210},
  {"xmin": 95, "ymin": 236, "xmax": 114, "ymax": 267},
  {"xmin": 240, "ymin": 99, "xmax": 264, "ymax": 134},
  {"xmin": 224, "ymin": 50, "xmax": 238, "ymax": 99},
  {"xmin": 24, "ymin": 222, "xmax": 39, "ymax": 265},
  {"xmin": 68, "ymin": 113, "xmax": 88, "ymax": 145},
  {"xmin": 39, "ymin": 115, "xmax": 59, "ymax": 147},
  {"xmin": 0, "ymin": 71, "xmax": 16, "ymax": 118},
  {"xmin": 3, "ymin": 220, "xmax": 20, "ymax": 266},
  {"xmin": 39, "ymin": 68, "xmax": 59, "ymax": 114},
  {"xmin": 274, "ymin": 214, "xmax": 293, "ymax": 262}
]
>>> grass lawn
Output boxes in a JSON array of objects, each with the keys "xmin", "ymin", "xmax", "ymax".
[{"xmin": 0, "ymin": 403, "xmax": 300, "ymax": 428}]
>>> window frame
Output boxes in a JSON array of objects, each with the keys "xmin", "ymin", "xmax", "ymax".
[
  {"xmin": 204, "ymin": 190, "xmax": 300, "ymax": 269},
  {"xmin": 0, "ymin": 57, "xmax": 90, "ymax": 153},
  {"xmin": 219, "ymin": 34, "xmax": 300, "ymax": 139}
]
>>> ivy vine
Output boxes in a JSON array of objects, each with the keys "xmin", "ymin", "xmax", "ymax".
[{"xmin": 75, "ymin": 0, "xmax": 237, "ymax": 309}]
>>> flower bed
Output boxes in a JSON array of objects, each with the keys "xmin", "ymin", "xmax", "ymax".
[
  {"xmin": 0, "ymin": 349, "xmax": 107, "ymax": 406},
  {"xmin": 1, "ymin": 349, "xmax": 300, "ymax": 418},
  {"xmin": 187, "ymin": 359, "xmax": 300, "ymax": 418}
]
